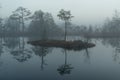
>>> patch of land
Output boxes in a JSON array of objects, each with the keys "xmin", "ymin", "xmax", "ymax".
[{"xmin": 27, "ymin": 40, "xmax": 95, "ymax": 50}]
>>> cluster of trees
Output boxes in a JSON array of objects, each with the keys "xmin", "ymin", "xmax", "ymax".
[
  {"xmin": 28, "ymin": 10, "xmax": 64, "ymax": 38},
  {"xmin": 0, "ymin": 7, "xmax": 64, "ymax": 38},
  {"xmin": 67, "ymin": 10, "xmax": 120, "ymax": 38},
  {"xmin": 82, "ymin": 10, "xmax": 120, "ymax": 38},
  {"xmin": 101, "ymin": 10, "xmax": 120, "ymax": 37},
  {"xmin": 0, "ymin": 6, "xmax": 101, "ymax": 39},
  {"xmin": 57, "ymin": 9, "xmax": 73, "ymax": 40},
  {"xmin": 1, "ymin": 6, "xmax": 120, "ymax": 38},
  {"xmin": 0, "ymin": 7, "xmax": 31, "ymax": 36},
  {"xmin": 66, "ymin": 24, "xmax": 100, "ymax": 37}
]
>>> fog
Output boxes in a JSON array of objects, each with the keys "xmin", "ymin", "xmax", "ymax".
[
  {"xmin": 0, "ymin": 0, "xmax": 119, "ymax": 25},
  {"xmin": 0, "ymin": 1, "xmax": 120, "ymax": 80}
]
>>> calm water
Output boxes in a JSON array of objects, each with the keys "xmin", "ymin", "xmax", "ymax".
[{"xmin": 0, "ymin": 37, "xmax": 120, "ymax": 80}]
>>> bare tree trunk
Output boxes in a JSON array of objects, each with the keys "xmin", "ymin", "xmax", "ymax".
[
  {"xmin": 18, "ymin": 18, "xmax": 21, "ymax": 35},
  {"xmin": 65, "ymin": 21, "xmax": 67, "ymax": 41},
  {"xmin": 22, "ymin": 17, "xmax": 24, "ymax": 33}
]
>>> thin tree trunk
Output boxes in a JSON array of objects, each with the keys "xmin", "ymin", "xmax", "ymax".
[
  {"xmin": 21, "ymin": 10, "xmax": 24, "ymax": 34},
  {"xmin": 22, "ymin": 18, "xmax": 24, "ymax": 33},
  {"xmin": 65, "ymin": 21, "xmax": 67, "ymax": 41}
]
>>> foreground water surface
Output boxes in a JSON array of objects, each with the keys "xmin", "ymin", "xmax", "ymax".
[{"xmin": 0, "ymin": 37, "xmax": 120, "ymax": 80}]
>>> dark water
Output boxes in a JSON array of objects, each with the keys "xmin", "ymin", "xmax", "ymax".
[{"xmin": 0, "ymin": 37, "xmax": 120, "ymax": 80}]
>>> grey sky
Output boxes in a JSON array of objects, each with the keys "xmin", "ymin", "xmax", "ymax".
[{"xmin": 0, "ymin": 0, "xmax": 120, "ymax": 25}]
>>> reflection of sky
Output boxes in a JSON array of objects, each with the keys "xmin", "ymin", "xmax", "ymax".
[
  {"xmin": 0, "ymin": 38, "xmax": 120, "ymax": 79},
  {"xmin": 0, "ymin": 0, "xmax": 119, "ymax": 25}
]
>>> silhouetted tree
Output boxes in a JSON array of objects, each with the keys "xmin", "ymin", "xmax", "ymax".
[
  {"xmin": 57, "ymin": 9, "xmax": 73, "ymax": 41},
  {"xmin": 13, "ymin": 7, "xmax": 31, "ymax": 33},
  {"xmin": 29, "ymin": 10, "xmax": 47, "ymax": 39}
]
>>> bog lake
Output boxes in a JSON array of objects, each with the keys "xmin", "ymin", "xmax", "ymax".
[{"xmin": 0, "ymin": 36, "xmax": 119, "ymax": 80}]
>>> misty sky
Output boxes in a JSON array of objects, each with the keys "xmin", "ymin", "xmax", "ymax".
[{"xmin": 0, "ymin": 0, "xmax": 120, "ymax": 25}]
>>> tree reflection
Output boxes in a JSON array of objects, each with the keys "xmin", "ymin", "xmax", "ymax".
[
  {"xmin": 10, "ymin": 37, "xmax": 32, "ymax": 62},
  {"xmin": 0, "ymin": 37, "xmax": 7, "ymax": 68},
  {"xmin": 83, "ymin": 48, "xmax": 90, "ymax": 63},
  {"xmin": 113, "ymin": 48, "xmax": 120, "ymax": 64},
  {"xmin": 84, "ymin": 37, "xmax": 92, "ymax": 43},
  {"xmin": 33, "ymin": 46, "xmax": 52, "ymax": 70},
  {"xmin": 0, "ymin": 38, "xmax": 3, "ymax": 54},
  {"xmin": 4, "ymin": 37, "xmax": 20, "ymax": 50},
  {"xmin": 101, "ymin": 38, "xmax": 120, "ymax": 48},
  {"xmin": 101, "ymin": 38, "xmax": 120, "ymax": 63},
  {"xmin": 57, "ymin": 49, "xmax": 73, "ymax": 75}
]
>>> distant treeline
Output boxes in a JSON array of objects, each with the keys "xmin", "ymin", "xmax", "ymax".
[
  {"xmin": 69, "ymin": 10, "xmax": 120, "ymax": 38},
  {"xmin": 0, "ymin": 7, "xmax": 120, "ymax": 38}
]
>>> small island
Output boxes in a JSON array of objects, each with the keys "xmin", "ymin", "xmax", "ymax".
[
  {"xmin": 27, "ymin": 40, "xmax": 95, "ymax": 51},
  {"xmin": 27, "ymin": 10, "xmax": 95, "ymax": 51}
]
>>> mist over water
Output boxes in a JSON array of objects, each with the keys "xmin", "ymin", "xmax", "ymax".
[
  {"xmin": 0, "ymin": 0, "xmax": 120, "ymax": 80},
  {"xmin": 0, "ymin": 37, "xmax": 119, "ymax": 80}
]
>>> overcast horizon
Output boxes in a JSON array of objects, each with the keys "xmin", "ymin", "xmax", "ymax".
[{"xmin": 0, "ymin": 0, "xmax": 120, "ymax": 25}]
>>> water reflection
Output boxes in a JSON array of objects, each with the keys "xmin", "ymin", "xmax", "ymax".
[
  {"xmin": 0, "ymin": 37, "xmax": 92, "ymax": 65},
  {"xmin": 32, "ymin": 46, "xmax": 52, "ymax": 70},
  {"xmin": 4, "ymin": 37, "xmax": 33, "ymax": 62},
  {"xmin": 0, "ymin": 39, "xmax": 4, "ymax": 68},
  {"xmin": 84, "ymin": 48, "xmax": 91, "ymax": 63},
  {"xmin": 11, "ymin": 49, "xmax": 32, "ymax": 62},
  {"xmin": 0, "ymin": 40, "xmax": 3, "ymax": 55},
  {"xmin": 57, "ymin": 49, "xmax": 74, "ymax": 75},
  {"xmin": 102, "ymin": 38, "xmax": 120, "ymax": 48},
  {"xmin": 113, "ymin": 48, "xmax": 120, "ymax": 63},
  {"xmin": 0, "ymin": 37, "xmax": 95, "ymax": 80},
  {"xmin": 4, "ymin": 37, "xmax": 20, "ymax": 50},
  {"xmin": 101, "ymin": 38, "xmax": 120, "ymax": 63}
]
